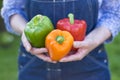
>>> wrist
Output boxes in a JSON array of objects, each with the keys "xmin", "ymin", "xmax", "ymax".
[
  {"xmin": 10, "ymin": 14, "xmax": 27, "ymax": 35},
  {"xmin": 85, "ymin": 26, "xmax": 111, "ymax": 47}
]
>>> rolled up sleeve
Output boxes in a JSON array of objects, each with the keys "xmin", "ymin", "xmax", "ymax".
[
  {"xmin": 97, "ymin": 0, "xmax": 120, "ymax": 43},
  {"xmin": 1, "ymin": 0, "xmax": 27, "ymax": 34}
]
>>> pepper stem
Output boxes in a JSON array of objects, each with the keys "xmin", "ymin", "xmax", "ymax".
[
  {"xmin": 56, "ymin": 36, "xmax": 64, "ymax": 44},
  {"xmin": 68, "ymin": 13, "xmax": 74, "ymax": 24}
]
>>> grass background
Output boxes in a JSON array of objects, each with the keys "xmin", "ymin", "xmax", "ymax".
[
  {"xmin": 105, "ymin": 34, "xmax": 120, "ymax": 80},
  {"xmin": 0, "ymin": 33, "xmax": 120, "ymax": 80},
  {"xmin": 0, "ymin": 35, "xmax": 20, "ymax": 80}
]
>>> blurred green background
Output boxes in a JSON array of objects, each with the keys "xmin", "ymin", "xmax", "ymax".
[{"xmin": 0, "ymin": 1, "xmax": 120, "ymax": 80}]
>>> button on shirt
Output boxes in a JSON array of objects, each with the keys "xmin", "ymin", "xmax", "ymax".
[{"xmin": 1, "ymin": 0, "xmax": 120, "ymax": 42}]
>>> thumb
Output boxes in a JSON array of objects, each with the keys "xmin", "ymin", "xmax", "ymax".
[
  {"xmin": 31, "ymin": 48, "xmax": 48, "ymax": 55},
  {"xmin": 21, "ymin": 32, "xmax": 32, "ymax": 52}
]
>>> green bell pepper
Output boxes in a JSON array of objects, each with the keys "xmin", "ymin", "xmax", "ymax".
[{"xmin": 24, "ymin": 15, "xmax": 54, "ymax": 48}]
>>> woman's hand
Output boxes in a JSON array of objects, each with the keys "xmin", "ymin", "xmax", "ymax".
[
  {"xmin": 10, "ymin": 14, "xmax": 56, "ymax": 63},
  {"xmin": 59, "ymin": 39, "xmax": 95, "ymax": 62},
  {"xmin": 60, "ymin": 26, "xmax": 111, "ymax": 62},
  {"xmin": 21, "ymin": 32, "xmax": 54, "ymax": 63}
]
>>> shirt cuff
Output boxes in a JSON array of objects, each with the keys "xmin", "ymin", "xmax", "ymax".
[
  {"xmin": 96, "ymin": 13, "xmax": 120, "ymax": 43},
  {"xmin": 2, "ymin": 9, "xmax": 27, "ymax": 35}
]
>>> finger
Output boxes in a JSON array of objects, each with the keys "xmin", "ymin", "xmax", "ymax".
[
  {"xmin": 21, "ymin": 33, "xmax": 31, "ymax": 52},
  {"xmin": 30, "ymin": 48, "xmax": 48, "ymax": 55},
  {"xmin": 59, "ymin": 49, "xmax": 87, "ymax": 62},
  {"xmin": 59, "ymin": 53, "xmax": 82, "ymax": 62},
  {"xmin": 36, "ymin": 54, "xmax": 56, "ymax": 63}
]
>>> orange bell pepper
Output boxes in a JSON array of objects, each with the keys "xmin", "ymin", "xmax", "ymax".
[{"xmin": 45, "ymin": 29, "xmax": 74, "ymax": 61}]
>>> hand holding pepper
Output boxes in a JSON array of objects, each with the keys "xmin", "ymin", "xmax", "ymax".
[
  {"xmin": 21, "ymin": 32, "xmax": 53, "ymax": 63},
  {"xmin": 59, "ymin": 26, "xmax": 111, "ymax": 62},
  {"xmin": 23, "ymin": 14, "xmax": 55, "ymax": 63},
  {"xmin": 59, "ymin": 40, "xmax": 93, "ymax": 62}
]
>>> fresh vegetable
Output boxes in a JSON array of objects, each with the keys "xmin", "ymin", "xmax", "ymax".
[
  {"xmin": 45, "ymin": 29, "xmax": 74, "ymax": 61},
  {"xmin": 24, "ymin": 15, "xmax": 54, "ymax": 48},
  {"xmin": 57, "ymin": 13, "xmax": 87, "ymax": 50}
]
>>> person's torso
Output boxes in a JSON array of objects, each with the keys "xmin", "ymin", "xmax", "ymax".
[{"xmin": 18, "ymin": 1, "xmax": 110, "ymax": 80}]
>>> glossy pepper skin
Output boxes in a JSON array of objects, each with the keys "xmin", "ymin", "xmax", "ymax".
[
  {"xmin": 45, "ymin": 29, "xmax": 74, "ymax": 61},
  {"xmin": 24, "ymin": 15, "xmax": 54, "ymax": 48},
  {"xmin": 57, "ymin": 13, "xmax": 87, "ymax": 41}
]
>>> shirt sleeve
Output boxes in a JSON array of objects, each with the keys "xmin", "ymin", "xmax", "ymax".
[
  {"xmin": 1, "ymin": 0, "xmax": 27, "ymax": 34},
  {"xmin": 97, "ymin": 0, "xmax": 120, "ymax": 43}
]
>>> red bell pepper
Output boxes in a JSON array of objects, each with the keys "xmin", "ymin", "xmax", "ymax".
[{"xmin": 57, "ymin": 13, "xmax": 87, "ymax": 50}]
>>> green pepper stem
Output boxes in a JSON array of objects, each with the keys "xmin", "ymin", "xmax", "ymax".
[
  {"xmin": 56, "ymin": 36, "xmax": 64, "ymax": 44},
  {"xmin": 68, "ymin": 13, "xmax": 74, "ymax": 24}
]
